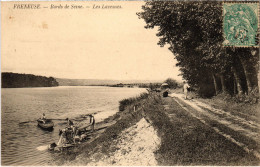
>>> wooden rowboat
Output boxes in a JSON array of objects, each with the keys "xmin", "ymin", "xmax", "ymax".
[{"xmin": 37, "ymin": 119, "xmax": 54, "ymax": 131}]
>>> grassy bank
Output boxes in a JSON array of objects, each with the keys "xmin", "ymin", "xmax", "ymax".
[
  {"xmin": 52, "ymin": 91, "xmax": 259, "ymax": 165},
  {"xmin": 197, "ymin": 94, "xmax": 260, "ymax": 123}
]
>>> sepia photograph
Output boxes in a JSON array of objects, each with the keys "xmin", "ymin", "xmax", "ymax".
[{"xmin": 1, "ymin": 0, "xmax": 260, "ymax": 166}]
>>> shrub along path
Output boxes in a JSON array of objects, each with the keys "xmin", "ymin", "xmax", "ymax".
[{"xmin": 167, "ymin": 93, "xmax": 260, "ymax": 162}]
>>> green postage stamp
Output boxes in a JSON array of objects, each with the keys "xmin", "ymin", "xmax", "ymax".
[{"xmin": 223, "ymin": 2, "xmax": 259, "ymax": 47}]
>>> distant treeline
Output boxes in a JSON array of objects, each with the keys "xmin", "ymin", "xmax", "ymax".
[
  {"xmin": 109, "ymin": 78, "xmax": 181, "ymax": 90},
  {"xmin": 1, "ymin": 72, "xmax": 59, "ymax": 88},
  {"xmin": 109, "ymin": 83, "xmax": 161, "ymax": 88}
]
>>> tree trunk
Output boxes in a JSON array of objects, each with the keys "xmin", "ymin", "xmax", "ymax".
[
  {"xmin": 212, "ymin": 73, "xmax": 219, "ymax": 95},
  {"xmin": 220, "ymin": 74, "xmax": 227, "ymax": 93},
  {"xmin": 257, "ymin": 61, "xmax": 260, "ymax": 96},
  {"xmin": 256, "ymin": 52, "xmax": 260, "ymax": 95},
  {"xmin": 233, "ymin": 78, "xmax": 237, "ymax": 95},
  {"xmin": 253, "ymin": 50, "xmax": 259, "ymax": 95},
  {"xmin": 232, "ymin": 66, "xmax": 243, "ymax": 96},
  {"xmin": 250, "ymin": 48, "xmax": 259, "ymax": 95},
  {"xmin": 238, "ymin": 55, "xmax": 253, "ymax": 94}
]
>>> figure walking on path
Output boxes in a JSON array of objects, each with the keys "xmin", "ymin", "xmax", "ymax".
[
  {"xmin": 183, "ymin": 81, "xmax": 190, "ymax": 100},
  {"xmin": 89, "ymin": 114, "xmax": 95, "ymax": 132}
]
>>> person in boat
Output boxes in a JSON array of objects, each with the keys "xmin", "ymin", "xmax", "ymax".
[
  {"xmin": 41, "ymin": 113, "xmax": 46, "ymax": 123},
  {"xmin": 66, "ymin": 118, "xmax": 74, "ymax": 128},
  {"xmin": 57, "ymin": 129, "xmax": 67, "ymax": 147},
  {"xmin": 42, "ymin": 113, "xmax": 46, "ymax": 119},
  {"xmin": 65, "ymin": 127, "xmax": 74, "ymax": 144},
  {"xmin": 89, "ymin": 114, "xmax": 95, "ymax": 132},
  {"xmin": 73, "ymin": 127, "xmax": 81, "ymax": 143},
  {"xmin": 71, "ymin": 125, "xmax": 79, "ymax": 143}
]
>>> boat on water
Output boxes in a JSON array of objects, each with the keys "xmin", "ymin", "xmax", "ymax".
[{"xmin": 37, "ymin": 119, "xmax": 54, "ymax": 130}]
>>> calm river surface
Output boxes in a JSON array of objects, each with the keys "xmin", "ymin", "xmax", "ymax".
[{"xmin": 1, "ymin": 86, "xmax": 146, "ymax": 166}]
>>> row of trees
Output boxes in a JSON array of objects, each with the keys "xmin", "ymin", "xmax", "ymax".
[
  {"xmin": 136, "ymin": 78, "xmax": 179, "ymax": 90},
  {"xmin": 138, "ymin": 1, "xmax": 259, "ymax": 98},
  {"xmin": 2, "ymin": 72, "xmax": 59, "ymax": 88}
]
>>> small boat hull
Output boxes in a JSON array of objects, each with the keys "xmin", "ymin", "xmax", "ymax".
[{"xmin": 37, "ymin": 119, "xmax": 54, "ymax": 131}]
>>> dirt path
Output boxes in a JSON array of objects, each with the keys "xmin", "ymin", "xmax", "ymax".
[{"xmin": 169, "ymin": 93, "xmax": 260, "ymax": 160}]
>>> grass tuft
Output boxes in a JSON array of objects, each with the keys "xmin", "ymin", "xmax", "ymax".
[{"xmin": 119, "ymin": 92, "xmax": 148, "ymax": 111}]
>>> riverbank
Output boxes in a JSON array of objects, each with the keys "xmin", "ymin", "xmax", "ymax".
[
  {"xmin": 52, "ymin": 90, "xmax": 259, "ymax": 166},
  {"xmin": 52, "ymin": 93, "xmax": 150, "ymax": 165}
]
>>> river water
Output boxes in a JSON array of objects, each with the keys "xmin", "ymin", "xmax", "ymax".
[{"xmin": 1, "ymin": 86, "xmax": 146, "ymax": 166}]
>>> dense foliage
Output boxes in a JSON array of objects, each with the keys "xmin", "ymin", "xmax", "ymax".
[
  {"xmin": 138, "ymin": 1, "xmax": 259, "ymax": 99},
  {"xmin": 164, "ymin": 78, "xmax": 178, "ymax": 89},
  {"xmin": 138, "ymin": 83, "xmax": 162, "ymax": 89},
  {"xmin": 1, "ymin": 72, "xmax": 59, "ymax": 88}
]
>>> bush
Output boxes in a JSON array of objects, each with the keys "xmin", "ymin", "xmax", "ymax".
[
  {"xmin": 164, "ymin": 78, "xmax": 178, "ymax": 89},
  {"xmin": 119, "ymin": 93, "xmax": 148, "ymax": 111}
]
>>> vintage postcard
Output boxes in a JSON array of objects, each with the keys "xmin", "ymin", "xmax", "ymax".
[{"xmin": 1, "ymin": 1, "xmax": 260, "ymax": 166}]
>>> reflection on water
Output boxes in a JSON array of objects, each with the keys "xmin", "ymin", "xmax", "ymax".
[{"xmin": 1, "ymin": 86, "xmax": 146, "ymax": 166}]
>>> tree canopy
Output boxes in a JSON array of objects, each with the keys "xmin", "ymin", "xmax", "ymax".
[{"xmin": 138, "ymin": 1, "xmax": 259, "ymax": 100}]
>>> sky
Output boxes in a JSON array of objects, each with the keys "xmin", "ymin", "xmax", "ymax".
[{"xmin": 1, "ymin": 1, "xmax": 182, "ymax": 81}]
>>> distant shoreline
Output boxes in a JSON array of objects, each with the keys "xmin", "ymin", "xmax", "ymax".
[
  {"xmin": 56, "ymin": 78, "xmax": 163, "ymax": 88},
  {"xmin": 1, "ymin": 72, "xmax": 59, "ymax": 88}
]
